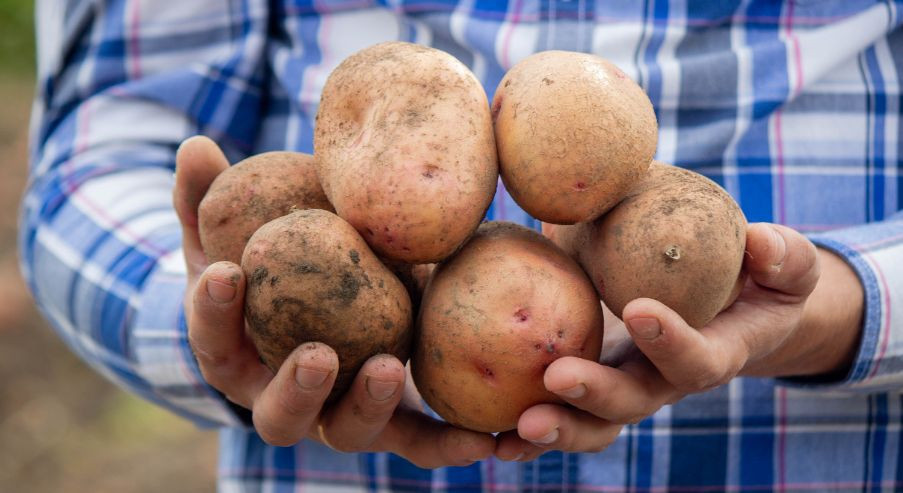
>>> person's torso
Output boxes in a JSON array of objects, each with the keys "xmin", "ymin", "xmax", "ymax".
[{"xmin": 124, "ymin": 1, "xmax": 902, "ymax": 490}]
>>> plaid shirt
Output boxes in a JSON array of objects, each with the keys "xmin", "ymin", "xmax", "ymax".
[{"xmin": 20, "ymin": 0, "xmax": 903, "ymax": 491}]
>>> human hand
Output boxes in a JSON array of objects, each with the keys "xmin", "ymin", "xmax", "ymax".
[
  {"xmin": 496, "ymin": 223, "xmax": 863, "ymax": 461},
  {"xmin": 174, "ymin": 136, "xmax": 495, "ymax": 468}
]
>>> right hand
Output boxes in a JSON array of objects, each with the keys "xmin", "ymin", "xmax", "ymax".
[{"xmin": 174, "ymin": 136, "xmax": 495, "ymax": 468}]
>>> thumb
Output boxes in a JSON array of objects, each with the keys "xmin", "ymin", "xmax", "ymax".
[
  {"xmin": 173, "ymin": 136, "xmax": 230, "ymax": 281},
  {"xmin": 744, "ymin": 223, "xmax": 820, "ymax": 299}
]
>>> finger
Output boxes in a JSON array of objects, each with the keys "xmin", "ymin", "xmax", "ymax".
[
  {"xmin": 189, "ymin": 261, "xmax": 273, "ymax": 407},
  {"xmin": 544, "ymin": 356, "xmax": 675, "ymax": 423},
  {"xmin": 400, "ymin": 365, "xmax": 426, "ymax": 412},
  {"xmin": 252, "ymin": 342, "xmax": 339, "ymax": 447},
  {"xmin": 494, "ymin": 430, "xmax": 545, "ymax": 462},
  {"xmin": 744, "ymin": 223, "xmax": 820, "ymax": 298},
  {"xmin": 517, "ymin": 404, "xmax": 622, "ymax": 453},
  {"xmin": 598, "ymin": 301, "xmax": 637, "ymax": 367},
  {"xmin": 319, "ymin": 354, "xmax": 406, "ymax": 452},
  {"xmin": 173, "ymin": 136, "xmax": 230, "ymax": 280},
  {"xmin": 376, "ymin": 410, "xmax": 496, "ymax": 469},
  {"xmin": 623, "ymin": 298, "xmax": 748, "ymax": 392}
]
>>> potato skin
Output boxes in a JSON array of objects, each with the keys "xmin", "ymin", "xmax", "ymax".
[
  {"xmin": 242, "ymin": 209, "xmax": 413, "ymax": 403},
  {"xmin": 199, "ymin": 152, "xmax": 334, "ymax": 265},
  {"xmin": 412, "ymin": 222, "xmax": 604, "ymax": 433},
  {"xmin": 545, "ymin": 162, "xmax": 747, "ymax": 328},
  {"xmin": 314, "ymin": 41, "xmax": 498, "ymax": 264},
  {"xmin": 493, "ymin": 51, "xmax": 657, "ymax": 224}
]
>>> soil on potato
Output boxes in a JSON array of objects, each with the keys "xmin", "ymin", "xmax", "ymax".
[{"xmin": 0, "ymin": 76, "xmax": 218, "ymax": 492}]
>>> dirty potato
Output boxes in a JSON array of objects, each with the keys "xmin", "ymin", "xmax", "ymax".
[
  {"xmin": 199, "ymin": 151, "xmax": 333, "ymax": 264},
  {"xmin": 242, "ymin": 209, "xmax": 413, "ymax": 403},
  {"xmin": 545, "ymin": 162, "xmax": 747, "ymax": 328}
]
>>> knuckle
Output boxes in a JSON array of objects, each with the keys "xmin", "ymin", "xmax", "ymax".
[
  {"xmin": 678, "ymin": 366, "xmax": 732, "ymax": 392},
  {"xmin": 327, "ymin": 437, "xmax": 365, "ymax": 454},
  {"xmin": 276, "ymin": 384, "xmax": 317, "ymax": 418},
  {"xmin": 583, "ymin": 441, "xmax": 608, "ymax": 454},
  {"xmin": 593, "ymin": 427, "xmax": 623, "ymax": 453},
  {"xmin": 310, "ymin": 418, "xmax": 388, "ymax": 454},
  {"xmin": 394, "ymin": 443, "xmax": 438, "ymax": 469},
  {"xmin": 622, "ymin": 413, "xmax": 647, "ymax": 425},
  {"xmin": 408, "ymin": 456, "xmax": 436, "ymax": 469},
  {"xmin": 253, "ymin": 420, "xmax": 299, "ymax": 447},
  {"xmin": 802, "ymin": 239, "xmax": 819, "ymax": 267},
  {"xmin": 196, "ymin": 360, "xmax": 243, "ymax": 396},
  {"xmin": 676, "ymin": 371, "xmax": 717, "ymax": 393},
  {"xmin": 262, "ymin": 434, "xmax": 296, "ymax": 448},
  {"xmin": 438, "ymin": 429, "xmax": 467, "ymax": 465},
  {"xmin": 579, "ymin": 432, "xmax": 617, "ymax": 454},
  {"xmin": 191, "ymin": 341, "xmax": 232, "ymax": 369},
  {"xmin": 588, "ymin": 385, "xmax": 615, "ymax": 411},
  {"xmin": 677, "ymin": 360, "xmax": 733, "ymax": 392},
  {"xmin": 586, "ymin": 445, "xmax": 604, "ymax": 454},
  {"xmin": 353, "ymin": 401, "xmax": 392, "ymax": 427},
  {"xmin": 197, "ymin": 366, "xmax": 228, "ymax": 392}
]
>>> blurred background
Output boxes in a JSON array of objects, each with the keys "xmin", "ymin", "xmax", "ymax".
[{"xmin": 0, "ymin": 2, "xmax": 218, "ymax": 491}]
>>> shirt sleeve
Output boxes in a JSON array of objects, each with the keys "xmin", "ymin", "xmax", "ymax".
[
  {"xmin": 795, "ymin": 211, "xmax": 903, "ymax": 393},
  {"xmin": 19, "ymin": 0, "xmax": 268, "ymax": 427}
]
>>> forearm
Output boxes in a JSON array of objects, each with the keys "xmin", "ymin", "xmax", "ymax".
[
  {"xmin": 20, "ymin": 146, "xmax": 240, "ymax": 426},
  {"xmin": 24, "ymin": 0, "xmax": 273, "ymax": 425}
]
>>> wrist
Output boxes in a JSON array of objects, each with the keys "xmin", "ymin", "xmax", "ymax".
[{"xmin": 773, "ymin": 248, "xmax": 864, "ymax": 378}]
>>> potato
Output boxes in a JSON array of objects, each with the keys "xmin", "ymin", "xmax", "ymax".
[
  {"xmin": 242, "ymin": 209, "xmax": 413, "ymax": 403},
  {"xmin": 492, "ymin": 51, "xmax": 657, "ymax": 224},
  {"xmin": 545, "ymin": 162, "xmax": 747, "ymax": 328},
  {"xmin": 412, "ymin": 222, "xmax": 604, "ymax": 433},
  {"xmin": 314, "ymin": 41, "xmax": 498, "ymax": 264},
  {"xmin": 199, "ymin": 151, "xmax": 333, "ymax": 264}
]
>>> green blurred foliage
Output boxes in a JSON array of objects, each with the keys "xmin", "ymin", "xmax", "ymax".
[{"xmin": 0, "ymin": 0, "xmax": 36, "ymax": 76}]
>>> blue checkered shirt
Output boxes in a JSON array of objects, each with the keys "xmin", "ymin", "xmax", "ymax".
[{"xmin": 20, "ymin": 0, "xmax": 903, "ymax": 491}]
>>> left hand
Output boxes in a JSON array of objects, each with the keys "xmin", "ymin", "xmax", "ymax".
[
  {"xmin": 495, "ymin": 223, "xmax": 863, "ymax": 461},
  {"xmin": 176, "ymin": 136, "xmax": 495, "ymax": 468}
]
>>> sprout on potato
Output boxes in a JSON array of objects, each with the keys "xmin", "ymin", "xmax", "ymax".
[{"xmin": 546, "ymin": 162, "xmax": 747, "ymax": 328}]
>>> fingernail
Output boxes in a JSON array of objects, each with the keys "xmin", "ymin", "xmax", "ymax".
[
  {"xmin": 771, "ymin": 226, "xmax": 787, "ymax": 270},
  {"xmin": 366, "ymin": 378, "xmax": 399, "ymax": 401},
  {"xmin": 627, "ymin": 317, "xmax": 661, "ymax": 340},
  {"xmin": 206, "ymin": 277, "xmax": 236, "ymax": 303},
  {"xmin": 769, "ymin": 226, "xmax": 787, "ymax": 270},
  {"xmin": 511, "ymin": 452, "xmax": 525, "ymax": 461},
  {"xmin": 554, "ymin": 383, "xmax": 586, "ymax": 399},
  {"xmin": 530, "ymin": 428, "xmax": 559, "ymax": 446},
  {"xmin": 295, "ymin": 366, "xmax": 330, "ymax": 390}
]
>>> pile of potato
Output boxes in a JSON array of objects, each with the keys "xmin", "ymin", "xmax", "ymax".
[{"xmin": 198, "ymin": 42, "xmax": 747, "ymax": 432}]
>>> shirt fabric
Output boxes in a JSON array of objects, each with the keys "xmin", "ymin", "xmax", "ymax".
[{"xmin": 19, "ymin": 0, "xmax": 903, "ymax": 491}]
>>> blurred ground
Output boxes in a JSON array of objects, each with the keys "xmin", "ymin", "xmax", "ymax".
[{"xmin": 0, "ymin": 72, "xmax": 218, "ymax": 493}]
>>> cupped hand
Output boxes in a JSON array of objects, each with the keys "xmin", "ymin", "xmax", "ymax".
[
  {"xmin": 174, "ymin": 136, "xmax": 495, "ymax": 468},
  {"xmin": 496, "ymin": 222, "xmax": 862, "ymax": 461}
]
